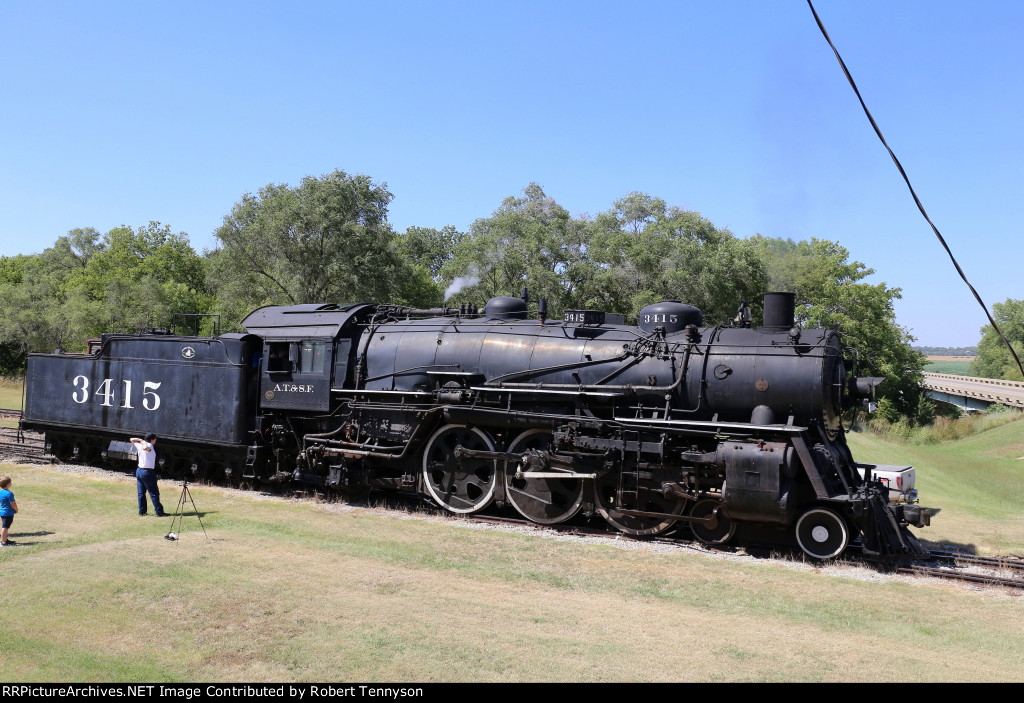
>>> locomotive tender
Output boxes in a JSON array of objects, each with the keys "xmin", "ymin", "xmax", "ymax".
[{"xmin": 21, "ymin": 292, "xmax": 932, "ymax": 559}]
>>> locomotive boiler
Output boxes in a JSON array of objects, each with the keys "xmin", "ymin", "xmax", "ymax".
[{"xmin": 20, "ymin": 292, "xmax": 932, "ymax": 559}]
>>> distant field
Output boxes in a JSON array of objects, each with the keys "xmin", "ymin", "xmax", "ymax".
[{"xmin": 925, "ymin": 356, "xmax": 975, "ymax": 376}]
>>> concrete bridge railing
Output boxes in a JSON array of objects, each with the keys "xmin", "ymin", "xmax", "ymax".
[{"xmin": 921, "ymin": 372, "xmax": 1024, "ymax": 410}]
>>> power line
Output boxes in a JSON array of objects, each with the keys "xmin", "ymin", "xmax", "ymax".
[{"xmin": 806, "ymin": 0, "xmax": 1024, "ymax": 379}]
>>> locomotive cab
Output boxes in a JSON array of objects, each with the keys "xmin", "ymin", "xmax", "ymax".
[{"xmin": 241, "ymin": 303, "xmax": 370, "ymax": 412}]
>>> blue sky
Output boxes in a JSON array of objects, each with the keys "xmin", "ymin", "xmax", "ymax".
[{"xmin": 1, "ymin": 0, "xmax": 1020, "ymax": 347}]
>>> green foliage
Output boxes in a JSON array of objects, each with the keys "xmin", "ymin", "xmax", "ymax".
[
  {"xmin": 864, "ymin": 405, "xmax": 1021, "ymax": 444},
  {"xmin": 440, "ymin": 183, "xmax": 597, "ymax": 315},
  {"xmin": 972, "ymin": 298, "xmax": 1024, "ymax": 380},
  {"xmin": 396, "ymin": 225, "xmax": 465, "ymax": 278},
  {"xmin": 589, "ymin": 193, "xmax": 766, "ymax": 324},
  {"xmin": 439, "ymin": 186, "xmax": 766, "ymax": 324},
  {"xmin": 913, "ymin": 394, "xmax": 936, "ymax": 426},
  {"xmin": 212, "ymin": 170, "xmax": 424, "ymax": 329},
  {"xmin": 392, "ymin": 226, "xmax": 466, "ymax": 308},
  {"xmin": 71, "ymin": 222, "xmax": 211, "ymax": 337},
  {"xmin": 0, "ymin": 344, "xmax": 25, "ymax": 374},
  {"xmin": 0, "ymin": 224, "xmax": 209, "ymax": 353},
  {"xmin": 0, "ymin": 233, "xmax": 96, "ymax": 353},
  {"xmin": 872, "ymin": 397, "xmax": 901, "ymax": 424}
]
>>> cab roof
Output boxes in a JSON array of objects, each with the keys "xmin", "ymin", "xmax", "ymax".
[{"xmin": 240, "ymin": 303, "xmax": 372, "ymax": 340}]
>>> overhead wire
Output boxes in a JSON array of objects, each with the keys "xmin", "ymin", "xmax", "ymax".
[{"xmin": 805, "ymin": 0, "xmax": 1024, "ymax": 379}]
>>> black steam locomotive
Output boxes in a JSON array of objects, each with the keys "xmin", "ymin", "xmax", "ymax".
[{"xmin": 21, "ymin": 292, "xmax": 932, "ymax": 559}]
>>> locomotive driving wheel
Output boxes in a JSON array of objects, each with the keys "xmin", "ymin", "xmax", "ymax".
[
  {"xmin": 422, "ymin": 424, "xmax": 498, "ymax": 515},
  {"xmin": 503, "ymin": 430, "xmax": 585, "ymax": 525},
  {"xmin": 592, "ymin": 473, "xmax": 685, "ymax": 536},
  {"xmin": 795, "ymin": 507, "xmax": 849, "ymax": 559},
  {"xmin": 689, "ymin": 498, "xmax": 736, "ymax": 545}
]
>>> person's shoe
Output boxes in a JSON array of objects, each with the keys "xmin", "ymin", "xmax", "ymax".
[
  {"xmin": 139, "ymin": 512, "xmax": 147, "ymax": 517},
  {"xmin": 155, "ymin": 513, "xmax": 167, "ymax": 518}
]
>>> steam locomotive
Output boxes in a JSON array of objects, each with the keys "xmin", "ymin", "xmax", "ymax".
[{"xmin": 20, "ymin": 291, "xmax": 932, "ymax": 559}]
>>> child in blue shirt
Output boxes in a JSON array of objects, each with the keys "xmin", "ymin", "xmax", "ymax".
[{"xmin": 0, "ymin": 476, "xmax": 18, "ymax": 547}]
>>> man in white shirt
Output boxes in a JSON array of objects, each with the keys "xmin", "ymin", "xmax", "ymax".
[{"xmin": 130, "ymin": 433, "xmax": 166, "ymax": 517}]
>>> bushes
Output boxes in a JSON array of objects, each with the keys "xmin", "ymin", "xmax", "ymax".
[{"xmin": 861, "ymin": 405, "xmax": 1023, "ymax": 444}]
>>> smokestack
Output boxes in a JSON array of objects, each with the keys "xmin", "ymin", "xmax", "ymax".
[{"xmin": 763, "ymin": 292, "xmax": 796, "ymax": 328}]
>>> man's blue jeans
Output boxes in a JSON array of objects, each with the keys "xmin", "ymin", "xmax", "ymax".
[{"xmin": 137, "ymin": 469, "xmax": 164, "ymax": 516}]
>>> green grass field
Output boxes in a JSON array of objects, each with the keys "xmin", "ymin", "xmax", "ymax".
[
  {"xmin": 925, "ymin": 360, "xmax": 976, "ymax": 376},
  {"xmin": 848, "ymin": 417, "xmax": 1024, "ymax": 554},
  {"xmin": 2, "ymin": 455, "xmax": 1024, "ymax": 683},
  {"xmin": 0, "ymin": 377, "xmax": 24, "ymax": 410}
]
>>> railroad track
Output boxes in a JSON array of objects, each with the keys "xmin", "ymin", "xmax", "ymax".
[
  {"xmin": 929, "ymin": 549, "xmax": 1024, "ymax": 570},
  {"xmin": 0, "ymin": 408, "xmax": 51, "ymax": 464},
  {"xmin": 891, "ymin": 549, "xmax": 1024, "ymax": 591},
  {"xmin": 0, "ymin": 426, "xmax": 51, "ymax": 464},
  {"xmin": 896, "ymin": 564, "xmax": 1024, "ymax": 590}
]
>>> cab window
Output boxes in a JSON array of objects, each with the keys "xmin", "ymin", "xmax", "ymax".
[
  {"xmin": 267, "ymin": 342, "xmax": 291, "ymax": 372},
  {"xmin": 299, "ymin": 341, "xmax": 327, "ymax": 373}
]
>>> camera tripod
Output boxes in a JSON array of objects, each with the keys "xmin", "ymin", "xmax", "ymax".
[{"xmin": 165, "ymin": 479, "xmax": 208, "ymax": 542}]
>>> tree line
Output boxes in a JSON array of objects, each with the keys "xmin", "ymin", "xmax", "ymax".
[
  {"xmin": 973, "ymin": 299, "xmax": 1024, "ymax": 381},
  {"xmin": 0, "ymin": 169, "xmax": 931, "ymax": 421},
  {"xmin": 915, "ymin": 346, "xmax": 977, "ymax": 357}
]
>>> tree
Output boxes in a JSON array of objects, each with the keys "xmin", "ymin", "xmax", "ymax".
[
  {"xmin": 440, "ymin": 184, "xmax": 597, "ymax": 314},
  {"xmin": 213, "ymin": 170, "xmax": 410, "ymax": 326},
  {"xmin": 750, "ymin": 236, "xmax": 928, "ymax": 420},
  {"xmin": 66, "ymin": 222, "xmax": 210, "ymax": 337},
  {"xmin": 0, "ymin": 223, "xmax": 212, "ymax": 355},
  {"xmin": 396, "ymin": 226, "xmax": 465, "ymax": 279},
  {"xmin": 972, "ymin": 299, "xmax": 1024, "ymax": 381},
  {"xmin": 589, "ymin": 193, "xmax": 766, "ymax": 323},
  {"xmin": 0, "ymin": 238, "xmax": 95, "ymax": 354},
  {"xmin": 389, "ymin": 226, "xmax": 467, "ymax": 309}
]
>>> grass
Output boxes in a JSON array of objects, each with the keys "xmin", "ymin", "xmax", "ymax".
[
  {"xmin": 2, "ymin": 464, "xmax": 1024, "ymax": 682},
  {"xmin": 848, "ymin": 418, "xmax": 1024, "ymax": 554},
  {"xmin": 857, "ymin": 407, "xmax": 1023, "ymax": 445},
  {"xmin": 0, "ymin": 376, "xmax": 24, "ymax": 410},
  {"xmin": 925, "ymin": 360, "xmax": 975, "ymax": 376}
]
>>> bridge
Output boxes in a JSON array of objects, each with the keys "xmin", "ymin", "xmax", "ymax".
[{"xmin": 921, "ymin": 372, "xmax": 1024, "ymax": 412}]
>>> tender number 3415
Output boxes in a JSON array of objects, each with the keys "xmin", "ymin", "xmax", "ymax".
[{"xmin": 71, "ymin": 376, "xmax": 162, "ymax": 410}]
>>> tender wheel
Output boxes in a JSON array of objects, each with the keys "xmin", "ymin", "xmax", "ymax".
[
  {"xmin": 504, "ymin": 430, "xmax": 585, "ymax": 525},
  {"xmin": 52, "ymin": 442, "xmax": 72, "ymax": 463},
  {"xmin": 592, "ymin": 473, "xmax": 685, "ymax": 536},
  {"xmin": 795, "ymin": 507, "xmax": 849, "ymax": 559},
  {"xmin": 689, "ymin": 499, "xmax": 736, "ymax": 545},
  {"xmin": 422, "ymin": 424, "xmax": 498, "ymax": 514}
]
